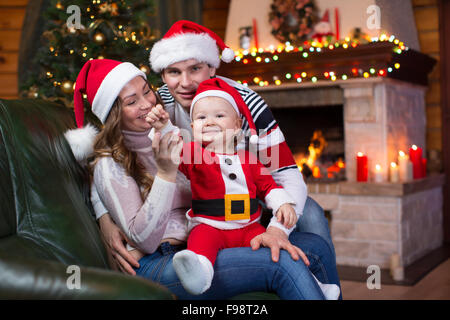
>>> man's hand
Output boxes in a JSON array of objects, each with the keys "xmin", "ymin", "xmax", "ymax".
[
  {"xmin": 98, "ymin": 214, "xmax": 140, "ymax": 275},
  {"xmin": 146, "ymin": 104, "xmax": 169, "ymax": 131},
  {"xmin": 250, "ymin": 226, "xmax": 310, "ymax": 266}
]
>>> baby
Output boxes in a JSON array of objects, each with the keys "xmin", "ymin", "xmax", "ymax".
[{"xmin": 148, "ymin": 78, "xmax": 339, "ymax": 299}]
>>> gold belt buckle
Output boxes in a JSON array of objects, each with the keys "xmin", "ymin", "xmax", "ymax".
[{"xmin": 224, "ymin": 194, "xmax": 251, "ymax": 221}]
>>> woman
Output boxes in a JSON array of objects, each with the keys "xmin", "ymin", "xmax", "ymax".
[{"xmin": 67, "ymin": 58, "xmax": 340, "ymax": 300}]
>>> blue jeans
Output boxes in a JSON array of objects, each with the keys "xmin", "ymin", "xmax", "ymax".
[
  {"xmin": 297, "ymin": 196, "xmax": 336, "ymax": 258},
  {"xmin": 134, "ymin": 232, "xmax": 339, "ymax": 300}
]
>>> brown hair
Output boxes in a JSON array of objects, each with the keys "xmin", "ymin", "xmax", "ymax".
[{"xmin": 89, "ymin": 90, "xmax": 163, "ymax": 200}]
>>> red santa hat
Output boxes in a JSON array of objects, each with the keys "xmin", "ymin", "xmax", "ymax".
[
  {"xmin": 149, "ymin": 20, "xmax": 235, "ymax": 73},
  {"xmin": 190, "ymin": 78, "xmax": 258, "ymax": 144},
  {"xmin": 64, "ymin": 59, "xmax": 146, "ymax": 161}
]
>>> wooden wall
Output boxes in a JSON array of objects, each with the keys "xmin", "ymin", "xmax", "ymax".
[
  {"xmin": 0, "ymin": 0, "xmax": 27, "ymax": 99},
  {"xmin": 412, "ymin": 0, "xmax": 442, "ymax": 170},
  {"xmin": 202, "ymin": 0, "xmax": 231, "ymax": 40}
]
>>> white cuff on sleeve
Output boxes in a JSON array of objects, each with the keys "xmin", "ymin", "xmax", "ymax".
[
  {"xmin": 264, "ymin": 188, "xmax": 296, "ymax": 215},
  {"xmin": 267, "ymin": 217, "xmax": 296, "ymax": 236}
]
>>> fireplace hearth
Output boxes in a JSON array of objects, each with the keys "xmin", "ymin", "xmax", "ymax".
[{"xmin": 218, "ymin": 44, "xmax": 443, "ymax": 269}]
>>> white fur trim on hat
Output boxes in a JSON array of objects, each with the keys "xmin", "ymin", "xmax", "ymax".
[
  {"xmin": 221, "ymin": 47, "xmax": 235, "ymax": 63},
  {"xmin": 150, "ymin": 33, "xmax": 221, "ymax": 73},
  {"xmin": 190, "ymin": 90, "xmax": 240, "ymax": 119},
  {"xmin": 92, "ymin": 62, "xmax": 146, "ymax": 123},
  {"xmin": 64, "ymin": 123, "xmax": 99, "ymax": 161}
]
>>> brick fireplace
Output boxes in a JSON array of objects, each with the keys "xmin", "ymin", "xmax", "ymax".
[
  {"xmin": 219, "ymin": 43, "xmax": 444, "ymax": 269},
  {"xmin": 255, "ymin": 77, "xmax": 444, "ymax": 268}
]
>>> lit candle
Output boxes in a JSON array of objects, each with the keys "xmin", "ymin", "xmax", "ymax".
[
  {"xmin": 398, "ymin": 151, "xmax": 413, "ymax": 182},
  {"xmin": 389, "ymin": 162, "xmax": 399, "ymax": 183},
  {"xmin": 409, "ymin": 145, "xmax": 423, "ymax": 179},
  {"xmin": 356, "ymin": 152, "xmax": 368, "ymax": 182},
  {"xmin": 374, "ymin": 164, "xmax": 383, "ymax": 182}
]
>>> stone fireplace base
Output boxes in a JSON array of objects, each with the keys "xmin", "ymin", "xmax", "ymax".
[{"xmin": 308, "ymin": 174, "xmax": 445, "ymax": 268}]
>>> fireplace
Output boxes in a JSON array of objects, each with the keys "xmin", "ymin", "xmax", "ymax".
[
  {"xmin": 218, "ymin": 43, "xmax": 444, "ymax": 269},
  {"xmin": 271, "ymin": 105, "xmax": 345, "ymax": 182}
]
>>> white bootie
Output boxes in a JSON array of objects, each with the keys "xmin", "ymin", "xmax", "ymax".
[
  {"xmin": 172, "ymin": 250, "xmax": 214, "ymax": 295},
  {"xmin": 312, "ymin": 274, "xmax": 340, "ymax": 300}
]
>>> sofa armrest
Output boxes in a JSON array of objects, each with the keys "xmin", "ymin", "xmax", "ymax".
[{"xmin": 0, "ymin": 256, "xmax": 174, "ymax": 300}]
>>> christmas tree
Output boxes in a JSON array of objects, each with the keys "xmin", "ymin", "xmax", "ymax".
[{"xmin": 21, "ymin": 0, "xmax": 160, "ymax": 106}]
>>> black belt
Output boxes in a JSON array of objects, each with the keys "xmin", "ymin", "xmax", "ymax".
[{"xmin": 192, "ymin": 197, "xmax": 259, "ymax": 217}]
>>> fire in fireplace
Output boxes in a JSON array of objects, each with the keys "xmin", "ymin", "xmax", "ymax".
[
  {"xmin": 293, "ymin": 130, "xmax": 346, "ymax": 182},
  {"xmin": 271, "ymin": 105, "xmax": 346, "ymax": 182}
]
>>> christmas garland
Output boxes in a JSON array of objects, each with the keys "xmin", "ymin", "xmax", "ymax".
[{"xmin": 269, "ymin": 0, "xmax": 318, "ymax": 45}]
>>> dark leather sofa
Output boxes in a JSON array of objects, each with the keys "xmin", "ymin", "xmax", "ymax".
[
  {"xmin": 0, "ymin": 98, "xmax": 276, "ymax": 300},
  {"xmin": 0, "ymin": 98, "xmax": 174, "ymax": 299}
]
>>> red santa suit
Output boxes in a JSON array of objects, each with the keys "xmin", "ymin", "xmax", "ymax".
[{"xmin": 178, "ymin": 141, "xmax": 295, "ymax": 265}]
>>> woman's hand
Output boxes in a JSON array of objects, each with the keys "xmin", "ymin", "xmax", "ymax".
[
  {"xmin": 98, "ymin": 214, "xmax": 140, "ymax": 275},
  {"xmin": 250, "ymin": 226, "xmax": 310, "ymax": 266},
  {"xmin": 152, "ymin": 130, "xmax": 183, "ymax": 182}
]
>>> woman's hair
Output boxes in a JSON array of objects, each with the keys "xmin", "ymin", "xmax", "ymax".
[{"xmin": 89, "ymin": 88, "xmax": 163, "ymax": 200}]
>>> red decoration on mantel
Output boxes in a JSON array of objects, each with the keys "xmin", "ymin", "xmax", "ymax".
[
  {"xmin": 356, "ymin": 152, "xmax": 368, "ymax": 182},
  {"xmin": 409, "ymin": 145, "xmax": 425, "ymax": 179}
]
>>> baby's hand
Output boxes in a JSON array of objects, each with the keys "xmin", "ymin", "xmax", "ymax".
[
  {"xmin": 146, "ymin": 104, "xmax": 169, "ymax": 131},
  {"xmin": 275, "ymin": 204, "xmax": 297, "ymax": 229}
]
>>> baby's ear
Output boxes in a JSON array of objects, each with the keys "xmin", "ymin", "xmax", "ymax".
[{"xmin": 236, "ymin": 117, "xmax": 243, "ymax": 129}]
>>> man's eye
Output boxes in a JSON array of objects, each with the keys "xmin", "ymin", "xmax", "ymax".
[{"xmin": 144, "ymin": 90, "xmax": 151, "ymax": 95}]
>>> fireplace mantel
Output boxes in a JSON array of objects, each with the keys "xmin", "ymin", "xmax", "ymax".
[{"xmin": 218, "ymin": 42, "xmax": 436, "ymax": 87}]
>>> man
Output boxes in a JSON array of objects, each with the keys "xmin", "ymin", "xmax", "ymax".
[{"xmin": 95, "ymin": 20, "xmax": 335, "ymax": 275}]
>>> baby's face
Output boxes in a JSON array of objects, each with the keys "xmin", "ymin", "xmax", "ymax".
[{"xmin": 191, "ymin": 96, "xmax": 242, "ymax": 149}]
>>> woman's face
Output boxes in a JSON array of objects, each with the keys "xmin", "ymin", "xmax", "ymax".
[{"xmin": 119, "ymin": 76, "xmax": 157, "ymax": 132}]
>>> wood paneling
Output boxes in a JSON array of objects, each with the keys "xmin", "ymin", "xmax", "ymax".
[
  {"xmin": 0, "ymin": 30, "xmax": 21, "ymax": 51},
  {"xmin": 202, "ymin": 0, "xmax": 230, "ymax": 40},
  {"xmin": 0, "ymin": 0, "xmax": 28, "ymax": 6},
  {"xmin": 439, "ymin": 0, "xmax": 450, "ymax": 242},
  {"xmin": 0, "ymin": 73, "xmax": 18, "ymax": 96},
  {"xmin": 0, "ymin": 9, "xmax": 25, "ymax": 30},
  {"xmin": 0, "ymin": 1, "xmax": 27, "ymax": 99}
]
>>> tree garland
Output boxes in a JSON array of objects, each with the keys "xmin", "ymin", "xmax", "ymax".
[{"xmin": 269, "ymin": 0, "xmax": 318, "ymax": 45}]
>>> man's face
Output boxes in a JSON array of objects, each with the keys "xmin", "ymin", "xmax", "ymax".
[{"xmin": 161, "ymin": 59, "xmax": 216, "ymax": 110}]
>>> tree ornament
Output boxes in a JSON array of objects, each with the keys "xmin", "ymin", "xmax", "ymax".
[
  {"xmin": 139, "ymin": 65, "xmax": 150, "ymax": 74},
  {"xmin": 61, "ymin": 80, "xmax": 74, "ymax": 94},
  {"xmin": 93, "ymin": 32, "xmax": 106, "ymax": 44}
]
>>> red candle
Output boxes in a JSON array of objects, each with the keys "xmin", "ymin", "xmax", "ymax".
[
  {"xmin": 409, "ymin": 145, "xmax": 423, "ymax": 179},
  {"xmin": 252, "ymin": 18, "xmax": 259, "ymax": 49},
  {"xmin": 334, "ymin": 8, "xmax": 340, "ymax": 41},
  {"xmin": 421, "ymin": 158, "xmax": 427, "ymax": 178},
  {"xmin": 356, "ymin": 152, "xmax": 368, "ymax": 182}
]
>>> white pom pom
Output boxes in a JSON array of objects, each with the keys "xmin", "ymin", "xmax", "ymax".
[
  {"xmin": 249, "ymin": 134, "xmax": 258, "ymax": 145},
  {"xmin": 64, "ymin": 123, "xmax": 99, "ymax": 162},
  {"xmin": 221, "ymin": 47, "xmax": 235, "ymax": 63}
]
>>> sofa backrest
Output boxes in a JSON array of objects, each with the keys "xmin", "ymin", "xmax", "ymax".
[{"xmin": 0, "ymin": 99, "xmax": 110, "ymax": 269}]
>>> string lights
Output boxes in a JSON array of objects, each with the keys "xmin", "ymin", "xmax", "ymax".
[{"xmin": 232, "ymin": 34, "xmax": 408, "ymax": 87}]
